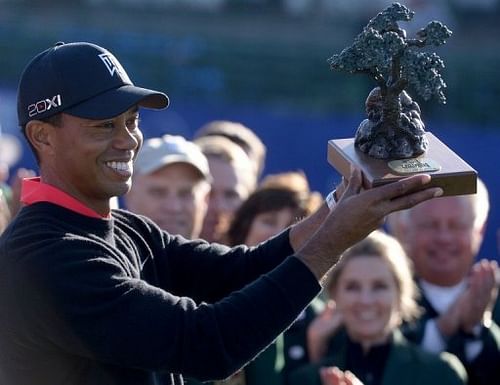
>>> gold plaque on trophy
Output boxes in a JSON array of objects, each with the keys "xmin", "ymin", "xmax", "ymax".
[{"xmin": 387, "ymin": 158, "xmax": 441, "ymax": 174}]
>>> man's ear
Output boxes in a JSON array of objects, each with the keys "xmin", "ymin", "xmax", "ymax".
[{"xmin": 24, "ymin": 120, "xmax": 56, "ymax": 157}]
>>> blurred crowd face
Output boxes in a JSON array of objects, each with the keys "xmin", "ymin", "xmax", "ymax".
[
  {"xmin": 0, "ymin": 163, "xmax": 9, "ymax": 233},
  {"xmin": 126, "ymin": 163, "xmax": 210, "ymax": 239},
  {"xmin": 0, "ymin": 163, "xmax": 9, "ymax": 185},
  {"xmin": 400, "ymin": 197, "xmax": 484, "ymax": 287},
  {"xmin": 244, "ymin": 208, "xmax": 295, "ymax": 247},
  {"xmin": 0, "ymin": 189, "xmax": 10, "ymax": 234},
  {"xmin": 332, "ymin": 256, "xmax": 400, "ymax": 349},
  {"xmin": 200, "ymin": 157, "xmax": 252, "ymax": 242}
]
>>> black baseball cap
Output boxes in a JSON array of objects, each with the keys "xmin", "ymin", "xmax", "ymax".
[{"xmin": 17, "ymin": 41, "xmax": 169, "ymax": 126}]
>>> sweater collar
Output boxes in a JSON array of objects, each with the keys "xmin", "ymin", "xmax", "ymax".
[{"xmin": 20, "ymin": 177, "xmax": 110, "ymax": 219}]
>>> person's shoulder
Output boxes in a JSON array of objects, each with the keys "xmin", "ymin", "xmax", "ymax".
[
  {"xmin": 112, "ymin": 207, "xmax": 148, "ymax": 224},
  {"xmin": 0, "ymin": 203, "xmax": 65, "ymax": 249},
  {"xmin": 430, "ymin": 351, "xmax": 468, "ymax": 384},
  {"xmin": 412, "ymin": 344, "xmax": 463, "ymax": 370},
  {"xmin": 492, "ymin": 293, "xmax": 500, "ymax": 325},
  {"xmin": 112, "ymin": 208, "xmax": 162, "ymax": 231},
  {"xmin": 394, "ymin": 332, "xmax": 467, "ymax": 383},
  {"xmin": 480, "ymin": 319, "xmax": 500, "ymax": 347},
  {"xmin": 111, "ymin": 208, "xmax": 175, "ymax": 246}
]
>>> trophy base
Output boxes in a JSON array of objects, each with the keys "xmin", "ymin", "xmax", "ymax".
[{"xmin": 328, "ymin": 131, "xmax": 477, "ymax": 196}]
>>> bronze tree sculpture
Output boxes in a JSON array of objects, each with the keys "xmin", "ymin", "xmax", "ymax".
[{"xmin": 328, "ymin": 2, "xmax": 452, "ymax": 159}]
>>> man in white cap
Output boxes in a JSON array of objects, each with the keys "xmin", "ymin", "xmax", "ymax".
[{"xmin": 125, "ymin": 134, "xmax": 211, "ymax": 239}]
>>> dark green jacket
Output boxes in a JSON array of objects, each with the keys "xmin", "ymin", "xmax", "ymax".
[
  {"xmin": 288, "ymin": 329, "xmax": 467, "ymax": 385},
  {"xmin": 492, "ymin": 294, "xmax": 500, "ymax": 325},
  {"xmin": 281, "ymin": 297, "xmax": 324, "ymax": 384},
  {"xmin": 403, "ymin": 289, "xmax": 500, "ymax": 385}
]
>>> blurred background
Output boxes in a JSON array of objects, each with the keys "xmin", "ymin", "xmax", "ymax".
[{"xmin": 0, "ymin": 0, "xmax": 499, "ymax": 261}]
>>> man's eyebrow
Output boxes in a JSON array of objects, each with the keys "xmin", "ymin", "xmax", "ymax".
[{"xmin": 128, "ymin": 106, "xmax": 139, "ymax": 114}]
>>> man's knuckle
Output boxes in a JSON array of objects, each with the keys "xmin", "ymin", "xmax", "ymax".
[{"xmin": 394, "ymin": 181, "xmax": 408, "ymax": 196}]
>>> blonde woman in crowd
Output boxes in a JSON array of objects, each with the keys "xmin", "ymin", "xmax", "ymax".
[{"xmin": 290, "ymin": 230, "xmax": 467, "ymax": 385}]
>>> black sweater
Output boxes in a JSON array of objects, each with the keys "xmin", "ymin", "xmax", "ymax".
[{"xmin": 0, "ymin": 203, "xmax": 320, "ymax": 385}]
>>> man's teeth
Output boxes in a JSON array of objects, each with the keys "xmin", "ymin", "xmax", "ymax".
[{"xmin": 106, "ymin": 161, "xmax": 132, "ymax": 172}]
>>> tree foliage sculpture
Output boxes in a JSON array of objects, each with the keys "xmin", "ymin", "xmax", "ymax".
[{"xmin": 328, "ymin": 2, "xmax": 452, "ymax": 159}]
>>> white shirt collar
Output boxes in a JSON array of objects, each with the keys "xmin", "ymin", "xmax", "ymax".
[{"xmin": 419, "ymin": 279, "xmax": 467, "ymax": 314}]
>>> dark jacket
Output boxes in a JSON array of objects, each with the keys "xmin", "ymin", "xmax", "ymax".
[
  {"xmin": 0, "ymin": 203, "xmax": 320, "ymax": 385},
  {"xmin": 403, "ymin": 288, "xmax": 500, "ymax": 385}
]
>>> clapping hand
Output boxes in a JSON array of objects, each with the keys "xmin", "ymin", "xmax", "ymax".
[
  {"xmin": 461, "ymin": 259, "xmax": 498, "ymax": 332},
  {"xmin": 307, "ymin": 300, "xmax": 343, "ymax": 363},
  {"xmin": 320, "ymin": 367, "xmax": 364, "ymax": 385},
  {"xmin": 438, "ymin": 259, "xmax": 498, "ymax": 336}
]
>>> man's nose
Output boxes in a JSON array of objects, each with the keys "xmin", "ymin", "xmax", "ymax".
[
  {"xmin": 163, "ymin": 197, "xmax": 183, "ymax": 212},
  {"xmin": 114, "ymin": 124, "xmax": 141, "ymax": 151}
]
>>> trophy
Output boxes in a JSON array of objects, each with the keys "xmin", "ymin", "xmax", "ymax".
[{"xmin": 327, "ymin": 2, "xmax": 477, "ymax": 196}]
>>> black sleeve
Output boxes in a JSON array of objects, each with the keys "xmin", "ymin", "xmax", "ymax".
[
  {"xmin": 122, "ymin": 210, "xmax": 296, "ymax": 303},
  {"xmin": 18, "ymin": 239, "xmax": 320, "ymax": 380},
  {"xmin": 160, "ymin": 230, "xmax": 295, "ymax": 303}
]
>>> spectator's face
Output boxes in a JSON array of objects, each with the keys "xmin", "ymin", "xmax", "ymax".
[
  {"xmin": 39, "ymin": 108, "xmax": 142, "ymax": 214},
  {"xmin": 244, "ymin": 208, "xmax": 295, "ymax": 247},
  {"xmin": 201, "ymin": 157, "xmax": 252, "ymax": 242},
  {"xmin": 334, "ymin": 256, "xmax": 400, "ymax": 347},
  {"xmin": 126, "ymin": 163, "xmax": 209, "ymax": 239},
  {"xmin": 0, "ymin": 162, "xmax": 9, "ymax": 184},
  {"xmin": 0, "ymin": 188, "xmax": 10, "ymax": 234},
  {"xmin": 400, "ymin": 197, "xmax": 483, "ymax": 286}
]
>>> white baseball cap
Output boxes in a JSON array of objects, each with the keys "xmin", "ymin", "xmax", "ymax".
[{"xmin": 135, "ymin": 134, "xmax": 211, "ymax": 181}]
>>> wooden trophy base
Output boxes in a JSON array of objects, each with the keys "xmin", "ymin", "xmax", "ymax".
[{"xmin": 328, "ymin": 132, "xmax": 477, "ymax": 196}]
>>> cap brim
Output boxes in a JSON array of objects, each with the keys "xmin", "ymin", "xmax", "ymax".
[{"xmin": 64, "ymin": 84, "xmax": 169, "ymax": 120}]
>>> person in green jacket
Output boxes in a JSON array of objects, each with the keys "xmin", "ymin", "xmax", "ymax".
[{"xmin": 290, "ymin": 230, "xmax": 467, "ymax": 385}]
